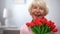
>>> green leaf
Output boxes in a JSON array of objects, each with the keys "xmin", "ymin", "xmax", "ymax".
[
  {"xmin": 45, "ymin": 32, "xmax": 51, "ymax": 34},
  {"xmin": 31, "ymin": 27, "xmax": 38, "ymax": 34},
  {"xmin": 44, "ymin": 25, "xmax": 51, "ymax": 33},
  {"xmin": 40, "ymin": 24, "xmax": 45, "ymax": 34},
  {"xmin": 31, "ymin": 26, "xmax": 40, "ymax": 34},
  {"xmin": 39, "ymin": 25, "xmax": 42, "ymax": 34}
]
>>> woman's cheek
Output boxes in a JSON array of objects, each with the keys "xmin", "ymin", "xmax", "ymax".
[
  {"xmin": 31, "ymin": 10, "xmax": 35, "ymax": 14},
  {"xmin": 41, "ymin": 11, "xmax": 45, "ymax": 16}
]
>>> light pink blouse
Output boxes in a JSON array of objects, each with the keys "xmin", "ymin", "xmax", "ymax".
[{"xmin": 20, "ymin": 24, "xmax": 34, "ymax": 34}]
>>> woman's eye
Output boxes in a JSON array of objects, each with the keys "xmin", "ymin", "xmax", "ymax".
[
  {"xmin": 33, "ymin": 7, "xmax": 37, "ymax": 9},
  {"xmin": 39, "ymin": 7, "xmax": 44, "ymax": 10}
]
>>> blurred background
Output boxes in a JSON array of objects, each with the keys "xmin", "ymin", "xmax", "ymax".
[{"xmin": 0, "ymin": 0, "xmax": 60, "ymax": 34}]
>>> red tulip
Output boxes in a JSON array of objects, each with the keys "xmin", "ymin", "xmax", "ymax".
[
  {"xmin": 26, "ymin": 22, "xmax": 31, "ymax": 27},
  {"xmin": 35, "ymin": 22, "xmax": 42, "ymax": 26},
  {"xmin": 52, "ymin": 28, "xmax": 58, "ymax": 32},
  {"xmin": 34, "ymin": 17, "xmax": 42, "ymax": 23},
  {"xmin": 46, "ymin": 21, "xmax": 51, "ymax": 26},
  {"xmin": 47, "ymin": 20, "xmax": 54, "ymax": 27},
  {"xmin": 50, "ymin": 25, "xmax": 56, "ymax": 30},
  {"xmin": 30, "ymin": 22, "xmax": 35, "ymax": 27},
  {"xmin": 26, "ymin": 22, "xmax": 35, "ymax": 27},
  {"xmin": 32, "ymin": 17, "xmax": 42, "ymax": 26},
  {"xmin": 42, "ymin": 18, "xmax": 47, "ymax": 25},
  {"xmin": 50, "ymin": 21, "xmax": 55, "ymax": 29}
]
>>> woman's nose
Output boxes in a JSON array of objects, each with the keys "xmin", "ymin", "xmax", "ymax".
[{"xmin": 36, "ymin": 8, "xmax": 40, "ymax": 12}]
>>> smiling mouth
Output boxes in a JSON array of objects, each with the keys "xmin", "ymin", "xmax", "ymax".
[
  {"xmin": 32, "ymin": 12, "xmax": 42, "ymax": 17},
  {"xmin": 34, "ymin": 14, "xmax": 41, "ymax": 17}
]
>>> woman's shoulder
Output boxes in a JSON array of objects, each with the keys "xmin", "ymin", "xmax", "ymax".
[{"xmin": 20, "ymin": 24, "xmax": 29, "ymax": 31}]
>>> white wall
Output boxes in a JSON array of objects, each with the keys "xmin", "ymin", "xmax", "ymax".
[
  {"xmin": 45, "ymin": 0, "xmax": 60, "ymax": 34},
  {"xmin": 11, "ymin": 0, "xmax": 32, "ymax": 28},
  {"xmin": 5, "ymin": 0, "xmax": 32, "ymax": 28}
]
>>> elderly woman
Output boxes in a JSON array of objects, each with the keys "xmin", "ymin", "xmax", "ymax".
[{"xmin": 20, "ymin": 0, "xmax": 49, "ymax": 34}]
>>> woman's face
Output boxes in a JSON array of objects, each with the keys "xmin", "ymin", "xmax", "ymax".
[{"xmin": 30, "ymin": 4, "xmax": 45, "ymax": 20}]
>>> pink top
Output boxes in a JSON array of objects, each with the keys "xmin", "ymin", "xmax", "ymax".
[{"xmin": 20, "ymin": 24, "xmax": 34, "ymax": 34}]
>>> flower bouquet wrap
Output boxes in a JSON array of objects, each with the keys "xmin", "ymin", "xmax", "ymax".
[{"xmin": 26, "ymin": 17, "xmax": 58, "ymax": 34}]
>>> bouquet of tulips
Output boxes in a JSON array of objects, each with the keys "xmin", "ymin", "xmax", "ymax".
[{"xmin": 26, "ymin": 17, "xmax": 58, "ymax": 34}]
